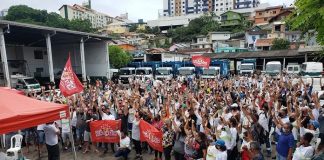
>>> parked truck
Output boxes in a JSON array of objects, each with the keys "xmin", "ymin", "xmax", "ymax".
[
  {"xmin": 265, "ymin": 61, "xmax": 282, "ymax": 78},
  {"xmin": 201, "ymin": 67, "xmax": 220, "ymax": 79},
  {"xmin": 119, "ymin": 67, "xmax": 135, "ymax": 84},
  {"xmin": 239, "ymin": 59, "xmax": 256, "ymax": 75},
  {"xmin": 155, "ymin": 67, "xmax": 173, "ymax": 81}
]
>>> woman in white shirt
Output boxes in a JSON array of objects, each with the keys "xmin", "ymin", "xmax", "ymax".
[
  {"xmin": 293, "ymin": 132, "xmax": 315, "ymax": 160},
  {"xmin": 114, "ymin": 131, "xmax": 131, "ymax": 159}
]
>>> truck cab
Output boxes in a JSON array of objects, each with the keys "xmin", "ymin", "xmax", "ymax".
[
  {"xmin": 265, "ymin": 61, "xmax": 282, "ymax": 78},
  {"xmin": 119, "ymin": 67, "xmax": 135, "ymax": 84},
  {"xmin": 135, "ymin": 67, "xmax": 153, "ymax": 80},
  {"xmin": 301, "ymin": 62, "xmax": 323, "ymax": 77},
  {"xmin": 201, "ymin": 67, "xmax": 220, "ymax": 79},
  {"xmin": 240, "ymin": 63, "xmax": 255, "ymax": 75},
  {"xmin": 155, "ymin": 67, "xmax": 173, "ymax": 81},
  {"xmin": 178, "ymin": 67, "xmax": 195, "ymax": 80},
  {"xmin": 11, "ymin": 74, "xmax": 41, "ymax": 93}
]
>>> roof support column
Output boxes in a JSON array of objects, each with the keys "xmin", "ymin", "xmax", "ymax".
[
  {"xmin": 0, "ymin": 28, "xmax": 11, "ymax": 87},
  {"xmin": 283, "ymin": 57, "xmax": 286, "ymax": 70},
  {"xmin": 80, "ymin": 38, "xmax": 86, "ymax": 82},
  {"xmin": 305, "ymin": 53, "xmax": 308, "ymax": 62},
  {"xmin": 45, "ymin": 33, "xmax": 54, "ymax": 83},
  {"xmin": 263, "ymin": 58, "xmax": 266, "ymax": 71},
  {"xmin": 106, "ymin": 43, "xmax": 111, "ymax": 79}
]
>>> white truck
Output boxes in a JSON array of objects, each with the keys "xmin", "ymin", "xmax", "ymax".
[
  {"xmin": 286, "ymin": 63, "xmax": 301, "ymax": 75},
  {"xmin": 155, "ymin": 67, "xmax": 173, "ymax": 81},
  {"xmin": 178, "ymin": 67, "xmax": 195, "ymax": 80},
  {"xmin": 301, "ymin": 62, "xmax": 323, "ymax": 77},
  {"xmin": 119, "ymin": 67, "xmax": 135, "ymax": 84},
  {"xmin": 135, "ymin": 67, "xmax": 154, "ymax": 80},
  {"xmin": 201, "ymin": 67, "xmax": 220, "ymax": 79},
  {"xmin": 11, "ymin": 74, "xmax": 41, "ymax": 93},
  {"xmin": 265, "ymin": 61, "xmax": 282, "ymax": 78}
]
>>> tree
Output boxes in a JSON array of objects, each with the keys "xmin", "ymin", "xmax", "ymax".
[
  {"xmin": 168, "ymin": 14, "xmax": 220, "ymax": 42},
  {"xmin": 129, "ymin": 24, "xmax": 138, "ymax": 32},
  {"xmin": 271, "ymin": 38, "xmax": 290, "ymax": 50},
  {"xmin": 5, "ymin": 5, "xmax": 96, "ymax": 33},
  {"xmin": 109, "ymin": 46, "xmax": 133, "ymax": 69},
  {"xmin": 286, "ymin": 0, "xmax": 324, "ymax": 46}
]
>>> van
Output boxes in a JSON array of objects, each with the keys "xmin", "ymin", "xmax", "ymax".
[
  {"xmin": 286, "ymin": 63, "xmax": 300, "ymax": 75},
  {"xmin": 135, "ymin": 67, "xmax": 153, "ymax": 80},
  {"xmin": 301, "ymin": 62, "xmax": 323, "ymax": 77},
  {"xmin": 265, "ymin": 61, "xmax": 282, "ymax": 78},
  {"xmin": 12, "ymin": 75, "xmax": 41, "ymax": 93}
]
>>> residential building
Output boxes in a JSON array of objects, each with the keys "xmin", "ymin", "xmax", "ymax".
[
  {"xmin": 220, "ymin": 11, "xmax": 243, "ymax": 28},
  {"xmin": 245, "ymin": 26, "xmax": 268, "ymax": 50},
  {"xmin": 191, "ymin": 35, "xmax": 212, "ymax": 49},
  {"xmin": 255, "ymin": 38, "xmax": 273, "ymax": 51},
  {"xmin": 234, "ymin": 0, "xmax": 260, "ymax": 9},
  {"xmin": 215, "ymin": 47, "xmax": 248, "ymax": 53},
  {"xmin": 59, "ymin": 2, "xmax": 113, "ymax": 29},
  {"xmin": 254, "ymin": 5, "xmax": 283, "ymax": 25},
  {"xmin": 162, "ymin": 0, "xmax": 215, "ymax": 17},
  {"xmin": 106, "ymin": 21, "xmax": 130, "ymax": 34},
  {"xmin": 214, "ymin": 0, "xmax": 234, "ymax": 14}
]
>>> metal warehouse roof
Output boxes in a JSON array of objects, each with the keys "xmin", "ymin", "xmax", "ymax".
[
  {"xmin": 202, "ymin": 50, "xmax": 304, "ymax": 59},
  {"xmin": 0, "ymin": 20, "xmax": 111, "ymax": 47}
]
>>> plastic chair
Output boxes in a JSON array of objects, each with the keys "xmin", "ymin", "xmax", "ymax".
[{"xmin": 6, "ymin": 134, "xmax": 23, "ymax": 160}]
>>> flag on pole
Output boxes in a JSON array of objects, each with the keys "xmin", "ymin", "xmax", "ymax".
[{"xmin": 59, "ymin": 55, "xmax": 83, "ymax": 97}]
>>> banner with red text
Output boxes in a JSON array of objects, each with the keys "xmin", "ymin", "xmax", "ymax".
[
  {"xmin": 139, "ymin": 120, "xmax": 163, "ymax": 152},
  {"xmin": 59, "ymin": 55, "xmax": 83, "ymax": 97},
  {"xmin": 192, "ymin": 55, "xmax": 211, "ymax": 68},
  {"xmin": 90, "ymin": 120, "xmax": 121, "ymax": 143}
]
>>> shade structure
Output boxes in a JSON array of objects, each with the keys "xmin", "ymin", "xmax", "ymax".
[
  {"xmin": 0, "ymin": 89, "xmax": 69, "ymax": 134},
  {"xmin": 0, "ymin": 87, "xmax": 24, "ymax": 95}
]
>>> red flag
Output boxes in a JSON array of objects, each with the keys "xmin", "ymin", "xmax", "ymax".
[
  {"xmin": 139, "ymin": 120, "xmax": 163, "ymax": 152},
  {"xmin": 59, "ymin": 55, "xmax": 83, "ymax": 97},
  {"xmin": 192, "ymin": 55, "xmax": 211, "ymax": 68},
  {"xmin": 90, "ymin": 120, "xmax": 121, "ymax": 143}
]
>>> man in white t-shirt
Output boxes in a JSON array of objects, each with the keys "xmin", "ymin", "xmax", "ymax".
[{"xmin": 44, "ymin": 122, "xmax": 60, "ymax": 160}]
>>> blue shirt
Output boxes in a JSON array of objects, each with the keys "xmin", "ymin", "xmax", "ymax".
[{"xmin": 276, "ymin": 131, "xmax": 294, "ymax": 157}]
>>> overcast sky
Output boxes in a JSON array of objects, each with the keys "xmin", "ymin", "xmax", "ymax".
[{"xmin": 0, "ymin": 0, "xmax": 295, "ymax": 22}]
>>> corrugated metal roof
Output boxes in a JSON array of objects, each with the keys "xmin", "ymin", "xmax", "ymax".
[
  {"xmin": 0, "ymin": 20, "xmax": 111, "ymax": 40},
  {"xmin": 202, "ymin": 50, "xmax": 302, "ymax": 59}
]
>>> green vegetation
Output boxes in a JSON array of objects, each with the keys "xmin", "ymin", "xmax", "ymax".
[
  {"xmin": 287, "ymin": 0, "xmax": 324, "ymax": 46},
  {"xmin": 5, "ymin": 5, "xmax": 96, "ymax": 33},
  {"xmin": 108, "ymin": 46, "xmax": 133, "ymax": 69},
  {"xmin": 271, "ymin": 38, "xmax": 290, "ymax": 50}
]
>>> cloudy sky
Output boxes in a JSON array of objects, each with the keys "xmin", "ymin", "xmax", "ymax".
[{"xmin": 1, "ymin": 0, "xmax": 294, "ymax": 22}]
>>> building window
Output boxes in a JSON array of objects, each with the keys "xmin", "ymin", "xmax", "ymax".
[
  {"xmin": 216, "ymin": 9, "xmax": 218, "ymax": 11},
  {"xmin": 220, "ymin": 3, "xmax": 223, "ymax": 6},
  {"xmin": 273, "ymin": 11, "xmax": 277, "ymax": 14},
  {"xmin": 264, "ymin": 18, "xmax": 267, "ymax": 21},
  {"xmin": 220, "ymin": 8, "xmax": 223, "ymax": 11},
  {"xmin": 226, "ymin": 8, "xmax": 228, "ymax": 10},
  {"xmin": 34, "ymin": 50, "xmax": 43, "ymax": 59},
  {"xmin": 259, "ymin": 12, "xmax": 262, "ymax": 15},
  {"xmin": 275, "ymin": 25, "xmax": 281, "ymax": 32},
  {"xmin": 216, "ymin": 4, "xmax": 218, "ymax": 6},
  {"xmin": 226, "ymin": 3, "xmax": 228, "ymax": 5}
]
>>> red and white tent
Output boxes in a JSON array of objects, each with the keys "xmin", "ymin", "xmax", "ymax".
[{"xmin": 0, "ymin": 88, "xmax": 69, "ymax": 134}]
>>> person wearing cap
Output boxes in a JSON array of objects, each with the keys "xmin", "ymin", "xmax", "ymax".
[
  {"xmin": 293, "ymin": 132, "xmax": 314, "ymax": 160},
  {"xmin": 206, "ymin": 139, "xmax": 227, "ymax": 160}
]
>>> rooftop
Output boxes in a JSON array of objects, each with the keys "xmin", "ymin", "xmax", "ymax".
[
  {"xmin": 255, "ymin": 38, "xmax": 274, "ymax": 47},
  {"xmin": 203, "ymin": 50, "xmax": 302, "ymax": 59}
]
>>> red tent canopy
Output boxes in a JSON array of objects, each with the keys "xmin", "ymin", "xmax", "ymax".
[
  {"xmin": 0, "ymin": 89, "xmax": 70, "ymax": 134},
  {"xmin": 0, "ymin": 87, "xmax": 25, "ymax": 95}
]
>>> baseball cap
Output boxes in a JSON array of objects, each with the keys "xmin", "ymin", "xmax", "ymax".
[
  {"xmin": 310, "ymin": 120, "xmax": 320, "ymax": 129},
  {"xmin": 215, "ymin": 139, "xmax": 225, "ymax": 147},
  {"xmin": 231, "ymin": 103, "xmax": 238, "ymax": 108}
]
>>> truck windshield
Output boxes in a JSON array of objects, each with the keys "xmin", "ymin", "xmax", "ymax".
[
  {"xmin": 203, "ymin": 69, "xmax": 219, "ymax": 75},
  {"xmin": 120, "ymin": 69, "xmax": 131, "ymax": 75},
  {"xmin": 136, "ymin": 69, "xmax": 152, "ymax": 75},
  {"xmin": 241, "ymin": 64, "xmax": 254, "ymax": 70},
  {"xmin": 266, "ymin": 64, "xmax": 281, "ymax": 72},
  {"xmin": 24, "ymin": 78, "xmax": 38, "ymax": 85},
  {"xmin": 179, "ymin": 69, "xmax": 193, "ymax": 75},
  {"xmin": 156, "ymin": 69, "xmax": 171, "ymax": 75}
]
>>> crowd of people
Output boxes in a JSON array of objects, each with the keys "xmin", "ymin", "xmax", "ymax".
[{"xmin": 11, "ymin": 74, "xmax": 324, "ymax": 160}]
